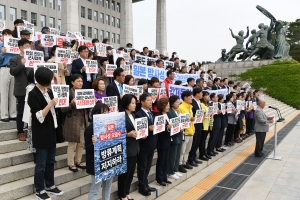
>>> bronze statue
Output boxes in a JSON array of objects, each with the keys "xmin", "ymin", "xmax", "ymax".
[
  {"xmin": 273, "ymin": 20, "xmax": 291, "ymax": 59},
  {"xmin": 225, "ymin": 27, "xmax": 249, "ymax": 61},
  {"xmin": 216, "ymin": 49, "xmax": 229, "ymax": 63}
]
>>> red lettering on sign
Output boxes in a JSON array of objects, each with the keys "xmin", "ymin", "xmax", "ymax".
[
  {"xmin": 60, "ymin": 58, "xmax": 68, "ymax": 63},
  {"xmin": 58, "ymin": 98, "xmax": 67, "ymax": 106}
]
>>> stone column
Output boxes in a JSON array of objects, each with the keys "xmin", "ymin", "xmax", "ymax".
[
  {"xmin": 156, "ymin": 0, "xmax": 167, "ymax": 53},
  {"xmin": 120, "ymin": 0, "xmax": 133, "ymax": 47},
  {"xmin": 61, "ymin": 0, "xmax": 79, "ymax": 33}
]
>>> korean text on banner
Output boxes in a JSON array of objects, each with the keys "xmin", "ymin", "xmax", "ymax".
[
  {"xmin": 24, "ymin": 50, "xmax": 44, "ymax": 67},
  {"xmin": 120, "ymin": 65, "xmax": 130, "ymax": 76},
  {"xmin": 180, "ymin": 113, "xmax": 190, "ymax": 129},
  {"xmin": 41, "ymin": 34, "xmax": 57, "ymax": 47},
  {"xmin": 170, "ymin": 117, "xmax": 181, "ymax": 136},
  {"xmin": 194, "ymin": 110, "xmax": 204, "ymax": 124},
  {"xmin": 55, "ymin": 48, "xmax": 71, "ymax": 64},
  {"xmin": 132, "ymin": 63, "xmax": 147, "ymax": 79},
  {"xmin": 51, "ymin": 85, "xmax": 69, "ymax": 108},
  {"xmin": 102, "ymin": 96, "xmax": 118, "ymax": 113},
  {"xmin": 159, "ymin": 88, "xmax": 168, "ymax": 99},
  {"xmin": 75, "ymin": 89, "xmax": 95, "ymax": 109},
  {"xmin": 17, "ymin": 26, "xmax": 34, "ymax": 41},
  {"xmin": 153, "ymin": 115, "xmax": 165, "ymax": 135},
  {"xmin": 173, "ymin": 73, "xmax": 199, "ymax": 85},
  {"xmin": 148, "ymin": 88, "xmax": 159, "ymax": 103},
  {"xmin": 106, "ymin": 64, "xmax": 117, "ymax": 77},
  {"xmin": 93, "ymin": 112, "xmax": 127, "ymax": 183},
  {"xmin": 205, "ymin": 106, "xmax": 214, "ymax": 118},
  {"xmin": 123, "ymin": 85, "xmax": 138, "ymax": 96},
  {"xmin": 86, "ymin": 60, "xmax": 98, "ymax": 74},
  {"xmin": 135, "ymin": 117, "xmax": 148, "ymax": 140},
  {"xmin": 4, "ymin": 36, "xmax": 20, "ymax": 54},
  {"xmin": 169, "ymin": 85, "xmax": 193, "ymax": 100}
]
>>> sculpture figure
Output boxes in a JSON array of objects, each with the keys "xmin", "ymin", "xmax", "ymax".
[
  {"xmin": 216, "ymin": 49, "xmax": 229, "ymax": 63},
  {"xmin": 273, "ymin": 20, "xmax": 291, "ymax": 59},
  {"xmin": 225, "ymin": 27, "xmax": 249, "ymax": 62}
]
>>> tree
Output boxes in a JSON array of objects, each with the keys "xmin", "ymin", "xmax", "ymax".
[{"xmin": 286, "ymin": 19, "xmax": 300, "ymax": 62}]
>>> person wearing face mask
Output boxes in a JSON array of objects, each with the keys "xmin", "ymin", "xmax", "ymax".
[
  {"xmin": 12, "ymin": 19, "xmax": 24, "ymax": 38},
  {"xmin": 9, "ymin": 38, "xmax": 32, "ymax": 141},
  {"xmin": 0, "ymin": 29, "xmax": 17, "ymax": 123}
]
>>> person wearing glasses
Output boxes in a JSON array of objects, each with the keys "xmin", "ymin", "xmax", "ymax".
[{"xmin": 71, "ymin": 46, "xmax": 92, "ymax": 89}]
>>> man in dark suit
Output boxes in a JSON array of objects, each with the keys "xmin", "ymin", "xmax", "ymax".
[
  {"xmin": 71, "ymin": 46, "xmax": 92, "ymax": 89},
  {"xmin": 212, "ymin": 78, "xmax": 221, "ymax": 90},
  {"xmin": 135, "ymin": 93, "xmax": 157, "ymax": 196},
  {"xmin": 187, "ymin": 88, "xmax": 203, "ymax": 166},
  {"xmin": 139, "ymin": 47, "xmax": 149, "ymax": 56},
  {"xmin": 106, "ymin": 68, "xmax": 125, "ymax": 112},
  {"xmin": 222, "ymin": 78, "xmax": 230, "ymax": 93}
]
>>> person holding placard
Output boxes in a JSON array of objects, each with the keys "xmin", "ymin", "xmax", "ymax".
[
  {"xmin": 62, "ymin": 74, "xmax": 89, "ymax": 172},
  {"xmin": 149, "ymin": 77, "xmax": 160, "ymax": 116},
  {"xmin": 35, "ymin": 27, "xmax": 52, "ymax": 62},
  {"xmin": 135, "ymin": 93, "xmax": 157, "ymax": 196},
  {"xmin": 156, "ymin": 98, "xmax": 172, "ymax": 186},
  {"xmin": 0, "ymin": 29, "xmax": 17, "ymax": 123},
  {"xmin": 124, "ymin": 75, "xmax": 134, "ymax": 86},
  {"xmin": 117, "ymin": 94, "xmax": 138, "ymax": 200},
  {"xmin": 161, "ymin": 70, "xmax": 174, "ymax": 97},
  {"xmin": 9, "ymin": 38, "xmax": 32, "ymax": 141},
  {"xmin": 19, "ymin": 30, "xmax": 35, "ymax": 50},
  {"xmin": 97, "ymin": 57, "xmax": 112, "ymax": 88},
  {"xmin": 84, "ymin": 103, "xmax": 113, "ymax": 200},
  {"xmin": 215, "ymin": 94, "xmax": 228, "ymax": 152},
  {"xmin": 12, "ymin": 19, "xmax": 24, "ymax": 38},
  {"xmin": 92, "ymin": 78, "xmax": 107, "ymax": 104},
  {"xmin": 47, "ymin": 45, "xmax": 69, "ymax": 85},
  {"xmin": 28, "ymin": 67, "xmax": 64, "ymax": 199},
  {"xmin": 246, "ymin": 94, "xmax": 255, "ymax": 136},
  {"xmin": 116, "ymin": 57, "xmax": 125, "ymax": 68},
  {"xmin": 71, "ymin": 46, "xmax": 92, "ymax": 89},
  {"xmin": 224, "ymin": 94, "xmax": 237, "ymax": 146}
]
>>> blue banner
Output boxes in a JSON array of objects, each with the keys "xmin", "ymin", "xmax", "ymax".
[
  {"xmin": 132, "ymin": 63, "xmax": 167, "ymax": 81},
  {"xmin": 173, "ymin": 73, "xmax": 200, "ymax": 85},
  {"xmin": 169, "ymin": 85, "xmax": 193, "ymax": 99},
  {"xmin": 93, "ymin": 112, "xmax": 127, "ymax": 184}
]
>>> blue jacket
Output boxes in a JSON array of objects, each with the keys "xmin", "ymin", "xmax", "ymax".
[{"xmin": 0, "ymin": 43, "xmax": 17, "ymax": 67}]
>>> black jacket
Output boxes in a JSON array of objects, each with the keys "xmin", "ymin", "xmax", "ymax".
[
  {"xmin": 125, "ymin": 112, "xmax": 139, "ymax": 157},
  {"xmin": 106, "ymin": 81, "xmax": 124, "ymax": 112},
  {"xmin": 71, "ymin": 58, "xmax": 90, "ymax": 89},
  {"xmin": 84, "ymin": 123, "xmax": 95, "ymax": 175},
  {"xmin": 157, "ymin": 112, "xmax": 171, "ymax": 150},
  {"xmin": 212, "ymin": 102, "xmax": 222, "ymax": 129},
  {"xmin": 28, "ymin": 86, "xmax": 56, "ymax": 149},
  {"xmin": 192, "ymin": 99, "xmax": 203, "ymax": 131}
]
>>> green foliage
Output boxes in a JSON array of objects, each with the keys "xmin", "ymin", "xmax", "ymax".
[
  {"xmin": 286, "ymin": 19, "xmax": 300, "ymax": 62},
  {"xmin": 235, "ymin": 60, "xmax": 300, "ymax": 109}
]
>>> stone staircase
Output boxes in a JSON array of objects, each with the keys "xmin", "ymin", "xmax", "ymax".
[{"xmin": 0, "ymin": 94, "xmax": 297, "ymax": 200}]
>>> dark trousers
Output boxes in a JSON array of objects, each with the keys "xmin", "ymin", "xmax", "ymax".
[
  {"xmin": 156, "ymin": 147, "xmax": 170, "ymax": 183},
  {"xmin": 167, "ymin": 142, "xmax": 182, "ymax": 175},
  {"xmin": 255, "ymin": 132, "xmax": 266, "ymax": 155},
  {"xmin": 188, "ymin": 129, "xmax": 202, "ymax": 162},
  {"xmin": 207, "ymin": 127, "xmax": 220, "ymax": 153},
  {"xmin": 215, "ymin": 128, "xmax": 225, "ymax": 148},
  {"xmin": 15, "ymin": 95, "xmax": 25, "ymax": 134},
  {"xmin": 225, "ymin": 124, "xmax": 235, "ymax": 144},
  {"xmin": 234, "ymin": 122, "xmax": 240, "ymax": 139},
  {"xmin": 246, "ymin": 118, "xmax": 255, "ymax": 134},
  {"xmin": 199, "ymin": 130, "xmax": 209, "ymax": 157},
  {"xmin": 137, "ymin": 150, "xmax": 154, "ymax": 189},
  {"xmin": 34, "ymin": 146, "xmax": 56, "ymax": 192},
  {"xmin": 118, "ymin": 155, "xmax": 137, "ymax": 198}
]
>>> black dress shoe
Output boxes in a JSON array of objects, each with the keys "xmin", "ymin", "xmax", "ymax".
[
  {"xmin": 179, "ymin": 165, "xmax": 187, "ymax": 173},
  {"xmin": 9, "ymin": 117, "xmax": 16, "ymax": 121},
  {"xmin": 212, "ymin": 151, "xmax": 219, "ymax": 154},
  {"xmin": 194, "ymin": 159, "xmax": 203, "ymax": 164},
  {"xmin": 1, "ymin": 118, "xmax": 10, "ymax": 122},
  {"xmin": 205, "ymin": 154, "xmax": 212, "ymax": 159},
  {"xmin": 165, "ymin": 180, "xmax": 172, "ymax": 184},
  {"xmin": 147, "ymin": 186, "xmax": 156, "ymax": 192},
  {"xmin": 207, "ymin": 152, "xmax": 216, "ymax": 157},
  {"xmin": 187, "ymin": 161, "xmax": 198, "ymax": 167},
  {"xmin": 221, "ymin": 148, "xmax": 226, "ymax": 151},
  {"xmin": 157, "ymin": 182, "xmax": 167, "ymax": 186},
  {"xmin": 216, "ymin": 148, "xmax": 224, "ymax": 152},
  {"xmin": 199, "ymin": 156, "xmax": 209, "ymax": 161},
  {"xmin": 139, "ymin": 188, "xmax": 151, "ymax": 196},
  {"xmin": 183, "ymin": 164, "xmax": 193, "ymax": 169}
]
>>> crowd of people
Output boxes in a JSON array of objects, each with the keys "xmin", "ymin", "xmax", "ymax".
[{"xmin": 0, "ymin": 19, "xmax": 273, "ymax": 200}]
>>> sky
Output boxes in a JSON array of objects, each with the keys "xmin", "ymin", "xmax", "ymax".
[{"xmin": 132, "ymin": 0, "xmax": 300, "ymax": 64}]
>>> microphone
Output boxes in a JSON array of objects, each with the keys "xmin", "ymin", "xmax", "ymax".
[{"xmin": 268, "ymin": 106, "xmax": 278, "ymax": 110}]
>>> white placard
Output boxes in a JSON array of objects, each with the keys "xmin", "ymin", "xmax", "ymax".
[
  {"xmin": 75, "ymin": 89, "xmax": 95, "ymax": 109},
  {"xmin": 24, "ymin": 49, "xmax": 44, "ymax": 67},
  {"xmin": 51, "ymin": 84, "xmax": 69, "ymax": 108},
  {"xmin": 86, "ymin": 59, "xmax": 98, "ymax": 74},
  {"xmin": 135, "ymin": 117, "xmax": 148, "ymax": 140},
  {"xmin": 153, "ymin": 115, "xmax": 166, "ymax": 135}
]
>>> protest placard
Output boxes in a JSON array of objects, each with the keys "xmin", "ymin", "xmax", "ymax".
[
  {"xmin": 66, "ymin": 31, "xmax": 76, "ymax": 40},
  {"xmin": 135, "ymin": 85, "xmax": 143, "ymax": 100},
  {"xmin": 86, "ymin": 60, "xmax": 98, "ymax": 74},
  {"xmin": 203, "ymin": 65, "xmax": 208, "ymax": 72},
  {"xmin": 51, "ymin": 84, "xmax": 69, "ymax": 108},
  {"xmin": 50, "ymin": 28, "xmax": 60, "ymax": 35},
  {"xmin": 93, "ymin": 112, "xmax": 126, "ymax": 183},
  {"xmin": 242, "ymin": 82, "xmax": 251, "ymax": 89},
  {"xmin": 227, "ymin": 102, "xmax": 233, "ymax": 113},
  {"xmin": 41, "ymin": 34, "xmax": 57, "ymax": 47},
  {"xmin": 169, "ymin": 85, "xmax": 193, "ymax": 100},
  {"xmin": 180, "ymin": 113, "xmax": 190, "ymax": 129},
  {"xmin": 205, "ymin": 106, "xmax": 214, "ymax": 118},
  {"xmin": 106, "ymin": 64, "xmax": 117, "ymax": 77},
  {"xmin": 153, "ymin": 49, "xmax": 159, "ymax": 55},
  {"xmin": 163, "ymin": 51, "xmax": 169, "ymax": 57},
  {"xmin": 159, "ymin": 88, "xmax": 168, "ymax": 99},
  {"xmin": 135, "ymin": 117, "xmax": 148, "ymax": 140},
  {"xmin": 0, "ymin": 20, "xmax": 5, "ymax": 41},
  {"xmin": 248, "ymin": 101, "xmax": 253, "ymax": 108},
  {"xmin": 163, "ymin": 60, "xmax": 174, "ymax": 69},
  {"xmin": 147, "ymin": 57, "xmax": 158, "ymax": 66},
  {"xmin": 252, "ymin": 102, "xmax": 257, "ymax": 110},
  {"xmin": 173, "ymin": 73, "xmax": 199, "ymax": 85},
  {"xmin": 221, "ymin": 103, "xmax": 226, "ymax": 115},
  {"xmin": 24, "ymin": 20, "xmax": 34, "ymax": 30},
  {"xmin": 148, "ymin": 88, "xmax": 159, "ymax": 103},
  {"xmin": 241, "ymin": 100, "xmax": 246, "ymax": 110},
  {"xmin": 120, "ymin": 65, "xmax": 130, "ymax": 76},
  {"xmin": 203, "ymin": 88, "xmax": 228, "ymax": 97},
  {"xmin": 113, "ymin": 50, "xmax": 123, "ymax": 64},
  {"xmin": 132, "ymin": 63, "xmax": 148, "ymax": 79},
  {"xmin": 75, "ymin": 89, "xmax": 95, "ymax": 109},
  {"xmin": 153, "ymin": 115, "xmax": 165, "ymax": 135},
  {"xmin": 194, "ymin": 110, "xmax": 204, "ymax": 124},
  {"xmin": 123, "ymin": 53, "xmax": 130, "ymax": 63},
  {"xmin": 123, "ymin": 84, "xmax": 138, "ymax": 96},
  {"xmin": 95, "ymin": 43, "xmax": 107, "ymax": 56},
  {"xmin": 102, "ymin": 96, "xmax": 118, "ymax": 113},
  {"xmin": 126, "ymin": 48, "xmax": 133, "ymax": 53},
  {"xmin": 147, "ymin": 65, "xmax": 166, "ymax": 82},
  {"xmin": 212, "ymin": 103, "xmax": 218, "ymax": 115},
  {"xmin": 17, "ymin": 26, "xmax": 34, "ymax": 41},
  {"xmin": 70, "ymin": 52, "xmax": 79, "ymax": 63},
  {"xmin": 24, "ymin": 50, "xmax": 44, "ymax": 67},
  {"xmin": 33, "ymin": 63, "xmax": 58, "ymax": 83},
  {"xmin": 135, "ymin": 54, "xmax": 148, "ymax": 65},
  {"xmin": 55, "ymin": 48, "xmax": 71, "ymax": 64},
  {"xmin": 83, "ymin": 40, "xmax": 93, "ymax": 50},
  {"xmin": 170, "ymin": 116, "xmax": 180, "ymax": 136},
  {"xmin": 4, "ymin": 36, "xmax": 20, "ymax": 54}
]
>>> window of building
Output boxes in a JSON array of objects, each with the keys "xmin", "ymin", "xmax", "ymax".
[
  {"xmin": 106, "ymin": 15, "xmax": 110, "ymax": 25},
  {"xmin": 111, "ymin": 1, "xmax": 115, "ymax": 10},
  {"xmin": 88, "ymin": 0, "xmax": 92, "ymax": 2},
  {"xmin": 40, "ymin": 0, "xmax": 46, "ymax": 7},
  {"xmin": 31, "ymin": 12, "xmax": 37, "ymax": 25},
  {"xmin": 106, "ymin": 0, "xmax": 109, "ymax": 8},
  {"xmin": 81, "ymin": 6, "xmax": 85, "ymax": 18},
  {"xmin": 31, "ymin": 0, "xmax": 37, "ymax": 4},
  {"xmin": 117, "ymin": 3, "xmax": 120, "ymax": 12},
  {"xmin": 88, "ymin": 9, "xmax": 92, "ymax": 20},
  {"xmin": 21, "ymin": 10, "xmax": 27, "ymax": 21},
  {"xmin": 49, "ymin": 0, "xmax": 55, "ymax": 9},
  {"xmin": 0, "ymin": 5, "xmax": 5, "ymax": 20},
  {"xmin": 10, "ymin": 8, "xmax": 16, "ymax": 21},
  {"xmin": 117, "ymin": 18, "xmax": 120, "ymax": 28},
  {"xmin": 94, "ymin": 0, "xmax": 98, "ymax": 4},
  {"xmin": 111, "ymin": 33, "xmax": 115, "ymax": 43},
  {"xmin": 81, "ymin": 25, "xmax": 85, "ymax": 36},
  {"xmin": 100, "ymin": 0, "xmax": 104, "ymax": 7},
  {"xmin": 106, "ymin": 31, "xmax": 110, "ymax": 40},
  {"xmin": 94, "ymin": 11, "xmax": 98, "ymax": 22},
  {"xmin": 111, "ymin": 16, "xmax": 115, "ymax": 27},
  {"xmin": 100, "ymin": 30, "xmax": 104, "ymax": 40},
  {"xmin": 88, "ymin": 27, "xmax": 92, "ymax": 38},
  {"xmin": 58, "ymin": 19, "xmax": 61, "ymax": 30},
  {"xmin": 49, "ymin": 17, "xmax": 55, "ymax": 28},
  {"xmin": 117, "ymin": 34, "xmax": 120, "ymax": 44},
  {"xmin": 100, "ymin": 13, "xmax": 104, "ymax": 23},
  {"xmin": 58, "ymin": 0, "xmax": 61, "ymax": 11},
  {"xmin": 94, "ymin": 28, "xmax": 98, "ymax": 38},
  {"xmin": 40, "ymin": 15, "xmax": 46, "ymax": 27}
]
